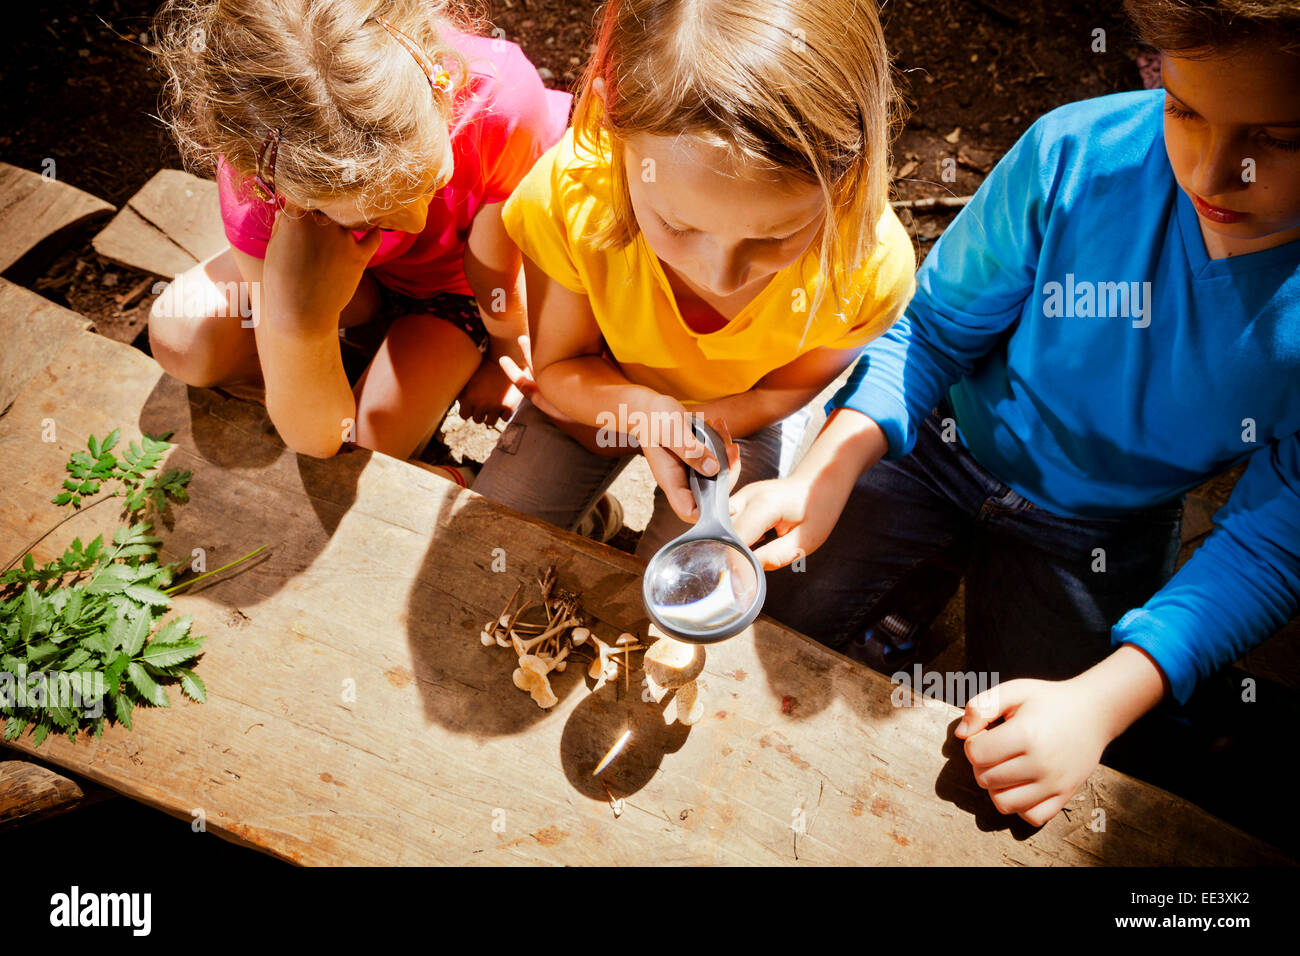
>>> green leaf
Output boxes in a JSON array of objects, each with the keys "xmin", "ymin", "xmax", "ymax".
[
  {"xmin": 113, "ymin": 692, "xmax": 133, "ymax": 730},
  {"xmin": 22, "ymin": 554, "xmax": 34, "ymax": 573},
  {"xmin": 3, "ymin": 717, "xmax": 27, "ymax": 741},
  {"xmin": 124, "ymin": 584, "xmax": 170, "ymax": 608},
  {"xmin": 126, "ymin": 663, "xmax": 169, "ymax": 707},
  {"xmin": 177, "ymin": 668, "xmax": 207, "ymax": 704},
  {"xmin": 60, "ymin": 647, "xmax": 91, "ymax": 670},
  {"xmin": 63, "ymin": 588, "xmax": 85, "ymax": 624},
  {"xmin": 104, "ymin": 653, "xmax": 129, "ymax": 695},
  {"xmin": 31, "ymin": 722, "xmax": 50, "ymax": 747},
  {"xmin": 121, "ymin": 611, "xmax": 151, "ymax": 657},
  {"xmin": 152, "ymin": 614, "xmax": 193, "ymax": 646},
  {"xmin": 86, "ymin": 564, "xmax": 134, "ymax": 595},
  {"xmin": 101, "ymin": 428, "xmax": 120, "ymax": 454},
  {"xmin": 139, "ymin": 640, "xmax": 203, "ymax": 668},
  {"xmin": 52, "ymin": 491, "xmax": 73, "ymax": 506},
  {"xmin": 88, "ymin": 434, "xmax": 100, "ymax": 458}
]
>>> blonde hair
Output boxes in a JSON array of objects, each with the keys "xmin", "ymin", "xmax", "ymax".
[
  {"xmin": 572, "ymin": 0, "xmax": 903, "ymax": 319},
  {"xmin": 154, "ymin": 0, "xmax": 485, "ymax": 207}
]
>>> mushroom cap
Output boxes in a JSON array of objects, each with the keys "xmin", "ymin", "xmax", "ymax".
[
  {"xmin": 571, "ymin": 627, "xmax": 590, "ymax": 646},
  {"xmin": 644, "ymin": 635, "xmax": 705, "ymax": 689},
  {"xmin": 480, "ymin": 629, "xmax": 496, "ymax": 646}
]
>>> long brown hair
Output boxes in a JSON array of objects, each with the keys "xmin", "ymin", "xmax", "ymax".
[{"xmin": 1124, "ymin": 0, "xmax": 1300, "ymax": 56}]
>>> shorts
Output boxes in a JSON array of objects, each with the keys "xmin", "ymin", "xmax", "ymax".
[{"xmin": 374, "ymin": 287, "xmax": 490, "ymax": 353}]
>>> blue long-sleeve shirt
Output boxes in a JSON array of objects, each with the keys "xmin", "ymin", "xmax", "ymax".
[{"xmin": 831, "ymin": 90, "xmax": 1300, "ymax": 704}]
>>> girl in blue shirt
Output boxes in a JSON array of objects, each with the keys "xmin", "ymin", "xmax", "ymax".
[{"xmin": 732, "ymin": 0, "xmax": 1300, "ymax": 827}]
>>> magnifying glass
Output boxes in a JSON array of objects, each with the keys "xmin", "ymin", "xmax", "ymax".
[{"xmin": 641, "ymin": 420, "xmax": 766, "ymax": 644}]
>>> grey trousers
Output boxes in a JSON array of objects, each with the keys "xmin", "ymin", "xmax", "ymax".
[{"xmin": 473, "ymin": 398, "xmax": 788, "ymax": 561}]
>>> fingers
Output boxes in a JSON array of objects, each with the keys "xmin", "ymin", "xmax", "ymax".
[
  {"xmin": 729, "ymin": 481, "xmax": 787, "ymax": 547},
  {"xmin": 750, "ymin": 533, "xmax": 808, "ymax": 572},
  {"xmin": 970, "ymin": 755, "xmax": 1037, "ymax": 791},
  {"xmin": 673, "ymin": 421, "xmax": 718, "ymax": 477},
  {"xmin": 957, "ymin": 679, "xmax": 1028, "ymax": 738},
  {"xmin": 643, "ymin": 444, "xmax": 697, "ymax": 522},
  {"xmin": 1019, "ymin": 794, "xmax": 1071, "ymax": 828},
  {"xmin": 985, "ymin": 782, "xmax": 1055, "ymax": 819},
  {"xmin": 962, "ymin": 711, "xmax": 1030, "ymax": 769}
]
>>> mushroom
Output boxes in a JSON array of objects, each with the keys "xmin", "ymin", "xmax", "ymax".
[
  {"xmin": 587, "ymin": 636, "xmax": 620, "ymax": 692},
  {"xmin": 512, "ymin": 654, "xmax": 559, "ymax": 709},
  {"xmin": 571, "ymin": 626, "xmax": 590, "ymax": 646},
  {"xmin": 644, "ymin": 627, "xmax": 705, "ymax": 690},
  {"xmin": 662, "ymin": 679, "xmax": 705, "ymax": 725}
]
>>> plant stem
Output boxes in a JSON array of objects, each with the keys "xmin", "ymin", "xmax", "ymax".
[
  {"xmin": 0, "ymin": 494, "xmax": 119, "ymax": 574},
  {"xmin": 164, "ymin": 545, "xmax": 268, "ymax": 595}
]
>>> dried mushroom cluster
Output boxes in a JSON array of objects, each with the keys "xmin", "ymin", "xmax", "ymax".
[{"xmin": 480, "ymin": 566, "xmax": 646, "ymax": 709}]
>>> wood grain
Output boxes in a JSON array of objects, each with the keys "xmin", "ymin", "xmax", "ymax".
[
  {"xmin": 0, "ymin": 278, "xmax": 93, "ymax": 414},
  {"xmin": 0, "ymin": 327, "xmax": 1289, "ymax": 866},
  {"xmin": 92, "ymin": 170, "xmax": 225, "ymax": 278},
  {"xmin": 0, "ymin": 162, "xmax": 114, "ymax": 274}
]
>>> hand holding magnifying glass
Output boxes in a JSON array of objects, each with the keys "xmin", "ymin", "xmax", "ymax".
[{"xmin": 642, "ymin": 419, "xmax": 767, "ymax": 644}]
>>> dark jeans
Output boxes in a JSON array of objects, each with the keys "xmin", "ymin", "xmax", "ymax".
[{"xmin": 765, "ymin": 404, "xmax": 1185, "ymax": 684}]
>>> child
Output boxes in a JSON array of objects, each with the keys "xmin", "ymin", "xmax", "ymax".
[
  {"xmin": 474, "ymin": 0, "xmax": 916, "ymax": 557},
  {"xmin": 148, "ymin": 0, "xmax": 571, "ymax": 463},
  {"xmin": 732, "ymin": 0, "xmax": 1300, "ymax": 826}
]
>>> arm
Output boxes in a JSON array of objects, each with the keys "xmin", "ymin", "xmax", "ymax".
[
  {"xmin": 731, "ymin": 116, "xmax": 1061, "ymax": 561},
  {"xmin": 694, "ymin": 344, "xmax": 865, "ymax": 440},
  {"xmin": 1112, "ymin": 434, "xmax": 1300, "ymax": 704},
  {"xmin": 458, "ymin": 201, "xmax": 528, "ymax": 424},
  {"xmin": 955, "ymin": 436, "xmax": 1300, "ymax": 827},
  {"xmin": 247, "ymin": 208, "xmax": 381, "ymax": 459}
]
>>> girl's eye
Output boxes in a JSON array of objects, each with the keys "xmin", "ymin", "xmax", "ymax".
[
  {"xmin": 657, "ymin": 215, "xmax": 689, "ymax": 237},
  {"xmin": 1261, "ymin": 132, "xmax": 1300, "ymax": 153},
  {"xmin": 1164, "ymin": 100, "xmax": 1196, "ymax": 121}
]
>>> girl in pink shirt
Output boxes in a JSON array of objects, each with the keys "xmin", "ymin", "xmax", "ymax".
[{"xmin": 149, "ymin": 0, "xmax": 571, "ymax": 463}]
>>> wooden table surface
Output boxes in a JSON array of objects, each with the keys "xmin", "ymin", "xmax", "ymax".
[{"xmin": 0, "ymin": 307, "xmax": 1289, "ymax": 865}]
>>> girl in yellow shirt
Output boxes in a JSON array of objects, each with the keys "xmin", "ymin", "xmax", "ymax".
[{"xmin": 475, "ymin": 0, "xmax": 915, "ymax": 557}]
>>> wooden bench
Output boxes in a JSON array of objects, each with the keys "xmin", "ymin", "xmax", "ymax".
[{"xmin": 0, "ymin": 300, "xmax": 1290, "ymax": 864}]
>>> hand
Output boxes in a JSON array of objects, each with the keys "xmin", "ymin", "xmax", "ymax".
[
  {"xmin": 632, "ymin": 396, "xmax": 736, "ymax": 523},
  {"xmin": 497, "ymin": 336, "xmax": 579, "ymax": 425},
  {"xmin": 457, "ymin": 357, "xmax": 522, "ymax": 426},
  {"xmin": 729, "ymin": 473, "xmax": 846, "ymax": 571},
  {"xmin": 263, "ymin": 204, "xmax": 381, "ymax": 331},
  {"xmin": 956, "ymin": 677, "xmax": 1110, "ymax": 827}
]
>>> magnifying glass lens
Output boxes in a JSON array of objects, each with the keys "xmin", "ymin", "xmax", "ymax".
[{"xmin": 646, "ymin": 539, "xmax": 759, "ymax": 632}]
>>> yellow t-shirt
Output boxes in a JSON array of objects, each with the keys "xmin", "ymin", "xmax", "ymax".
[{"xmin": 501, "ymin": 127, "xmax": 915, "ymax": 404}]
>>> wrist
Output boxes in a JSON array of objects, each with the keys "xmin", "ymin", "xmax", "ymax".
[{"xmin": 1073, "ymin": 644, "xmax": 1167, "ymax": 743}]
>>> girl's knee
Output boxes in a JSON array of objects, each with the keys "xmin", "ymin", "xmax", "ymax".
[{"xmin": 147, "ymin": 284, "xmax": 242, "ymax": 388}]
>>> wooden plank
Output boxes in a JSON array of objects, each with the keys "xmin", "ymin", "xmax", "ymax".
[
  {"xmin": 0, "ymin": 759, "xmax": 112, "ymax": 830},
  {"xmin": 92, "ymin": 170, "xmax": 225, "ymax": 278},
  {"xmin": 0, "ymin": 163, "xmax": 115, "ymax": 274},
  {"xmin": 0, "ymin": 329, "xmax": 1289, "ymax": 865},
  {"xmin": 0, "ymin": 278, "xmax": 93, "ymax": 414}
]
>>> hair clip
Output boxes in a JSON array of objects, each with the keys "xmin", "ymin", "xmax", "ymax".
[
  {"xmin": 372, "ymin": 15, "xmax": 454, "ymax": 95},
  {"xmin": 252, "ymin": 126, "xmax": 282, "ymax": 203}
]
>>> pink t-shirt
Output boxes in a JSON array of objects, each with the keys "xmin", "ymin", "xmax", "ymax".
[{"xmin": 216, "ymin": 29, "xmax": 572, "ymax": 298}]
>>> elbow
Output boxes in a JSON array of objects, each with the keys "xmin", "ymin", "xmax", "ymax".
[{"xmin": 266, "ymin": 404, "xmax": 346, "ymax": 459}]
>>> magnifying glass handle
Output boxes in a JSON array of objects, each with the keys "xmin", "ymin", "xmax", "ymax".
[{"xmin": 688, "ymin": 420, "xmax": 731, "ymax": 537}]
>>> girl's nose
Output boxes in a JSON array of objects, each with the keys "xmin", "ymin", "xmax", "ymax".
[
  {"xmin": 1191, "ymin": 128, "xmax": 1248, "ymax": 200},
  {"xmin": 699, "ymin": 243, "xmax": 749, "ymax": 297},
  {"xmin": 382, "ymin": 197, "xmax": 431, "ymax": 234}
]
